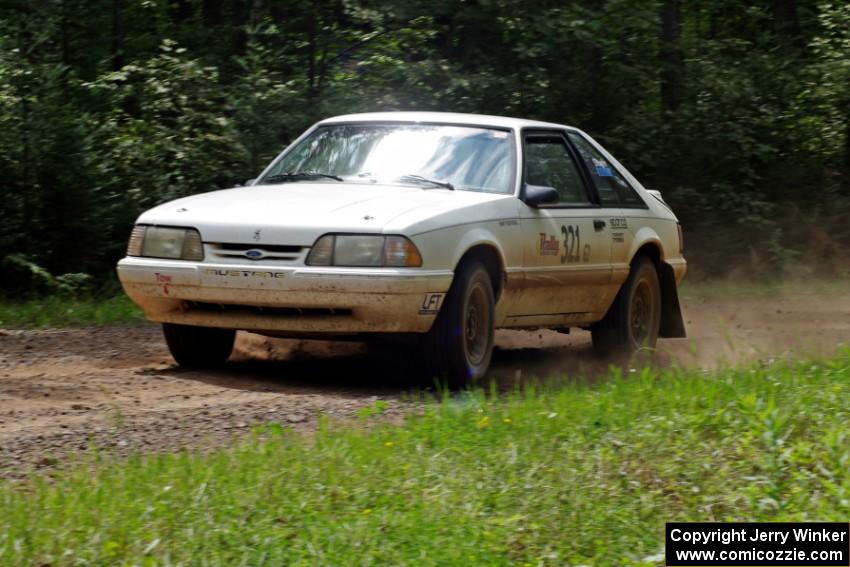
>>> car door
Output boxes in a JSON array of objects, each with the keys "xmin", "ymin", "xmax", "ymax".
[
  {"xmin": 509, "ymin": 130, "xmax": 616, "ymax": 324},
  {"xmin": 566, "ymin": 131, "xmax": 648, "ymax": 291}
]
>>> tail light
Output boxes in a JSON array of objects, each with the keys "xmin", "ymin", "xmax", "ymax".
[{"xmin": 677, "ymin": 223, "xmax": 684, "ymax": 254}]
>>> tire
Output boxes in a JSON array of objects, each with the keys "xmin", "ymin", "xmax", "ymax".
[
  {"xmin": 424, "ymin": 259, "xmax": 495, "ymax": 387},
  {"xmin": 591, "ymin": 256, "xmax": 661, "ymax": 358},
  {"xmin": 162, "ymin": 323, "xmax": 236, "ymax": 368}
]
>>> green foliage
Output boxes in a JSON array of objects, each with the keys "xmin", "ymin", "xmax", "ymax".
[
  {"xmin": 1, "ymin": 254, "xmax": 94, "ymax": 298},
  {"xmin": 87, "ymin": 40, "xmax": 248, "ymax": 205},
  {"xmin": 357, "ymin": 399, "xmax": 390, "ymax": 419},
  {"xmin": 1, "ymin": 255, "xmax": 59, "ymax": 296},
  {"xmin": 802, "ymin": 2, "xmax": 850, "ymax": 165},
  {"xmin": 83, "ymin": 39, "xmax": 250, "ymax": 266},
  {"xmin": 0, "ymin": 0, "xmax": 847, "ymax": 290},
  {"xmin": 0, "ymin": 295, "xmax": 142, "ymax": 328},
  {"xmin": 54, "ymin": 273, "xmax": 95, "ymax": 296},
  {"xmin": 2, "ymin": 353, "xmax": 850, "ymax": 564},
  {"xmin": 229, "ymin": 24, "xmax": 306, "ymax": 173}
]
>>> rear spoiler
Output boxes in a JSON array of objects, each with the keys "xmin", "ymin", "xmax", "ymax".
[
  {"xmin": 646, "ymin": 189, "xmax": 665, "ymax": 203},
  {"xmin": 646, "ymin": 189, "xmax": 672, "ymax": 210}
]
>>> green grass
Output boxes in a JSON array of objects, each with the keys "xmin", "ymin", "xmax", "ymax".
[
  {"xmin": 2, "ymin": 352, "xmax": 850, "ymax": 565},
  {"xmin": 0, "ymin": 294, "xmax": 142, "ymax": 328}
]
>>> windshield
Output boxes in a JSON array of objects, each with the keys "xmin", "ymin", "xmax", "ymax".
[{"xmin": 259, "ymin": 123, "xmax": 515, "ymax": 194}]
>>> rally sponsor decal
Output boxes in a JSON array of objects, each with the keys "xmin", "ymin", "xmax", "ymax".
[
  {"xmin": 419, "ymin": 293, "xmax": 444, "ymax": 314},
  {"xmin": 536, "ymin": 233, "xmax": 560, "ymax": 256},
  {"xmin": 610, "ymin": 217, "xmax": 628, "ymax": 230}
]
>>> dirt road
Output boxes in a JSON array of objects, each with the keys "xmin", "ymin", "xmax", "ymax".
[{"xmin": 1, "ymin": 291, "xmax": 849, "ymax": 477}]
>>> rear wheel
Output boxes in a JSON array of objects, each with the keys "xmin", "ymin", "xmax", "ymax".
[
  {"xmin": 424, "ymin": 260, "xmax": 495, "ymax": 387},
  {"xmin": 592, "ymin": 256, "xmax": 661, "ymax": 357},
  {"xmin": 162, "ymin": 323, "xmax": 235, "ymax": 368}
]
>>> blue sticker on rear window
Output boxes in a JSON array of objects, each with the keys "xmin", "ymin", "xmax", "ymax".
[{"xmin": 592, "ymin": 158, "xmax": 613, "ymax": 177}]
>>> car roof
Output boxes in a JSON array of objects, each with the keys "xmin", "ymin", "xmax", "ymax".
[{"xmin": 319, "ymin": 111, "xmax": 573, "ymax": 131}]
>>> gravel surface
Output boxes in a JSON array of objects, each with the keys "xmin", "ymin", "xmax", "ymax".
[{"xmin": 1, "ymin": 292, "xmax": 848, "ymax": 478}]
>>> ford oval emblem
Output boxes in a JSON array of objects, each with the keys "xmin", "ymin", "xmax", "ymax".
[{"xmin": 244, "ymin": 249, "xmax": 265, "ymax": 260}]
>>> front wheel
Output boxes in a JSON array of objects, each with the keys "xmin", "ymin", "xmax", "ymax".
[
  {"xmin": 162, "ymin": 323, "xmax": 236, "ymax": 368},
  {"xmin": 424, "ymin": 260, "xmax": 495, "ymax": 387},
  {"xmin": 591, "ymin": 256, "xmax": 661, "ymax": 357}
]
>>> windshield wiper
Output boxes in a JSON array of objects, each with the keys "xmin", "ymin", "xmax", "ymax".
[
  {"xmin": 398, "ymin": 174, "xmax": 455, "ymax": 191},
  {"xmin": 263, "ymin": 171, "xmax": 343, "ymax": 184}
]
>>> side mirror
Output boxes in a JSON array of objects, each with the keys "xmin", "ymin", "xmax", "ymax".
[
  {"xmin": 244, "ymin": 178, "xmax": 257, "ymax": 186},
  {"xmin": 522, "ymin": 184, "xmax": 559, "ymax": 207}
]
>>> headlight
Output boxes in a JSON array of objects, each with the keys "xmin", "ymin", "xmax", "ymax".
[
  {"xmin": 306, "ymin": 234, "xmax": 422, "ymax": 267},
  {"xmin": 334, "ymin": 235, "xmax": 385, "ymax": 266},
  {"xmin": 127, "ymin": 225, "xmax": 204, "ymax": 261}
]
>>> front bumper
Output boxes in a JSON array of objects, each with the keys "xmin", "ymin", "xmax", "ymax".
[{"xmin": 117, "ymin": 257, "xmax": 454, "ymax": 334}]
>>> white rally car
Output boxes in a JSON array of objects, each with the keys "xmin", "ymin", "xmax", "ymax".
[{"xmin": 118, "ymin": 112, "xmax": 686, "ymax": 383}]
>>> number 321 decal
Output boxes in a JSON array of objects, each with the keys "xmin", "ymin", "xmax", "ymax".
[{"xmin": 561, "ymin": 225, "xmax": 591, "ymax": 264}]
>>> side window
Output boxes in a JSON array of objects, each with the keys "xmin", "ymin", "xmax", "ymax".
[
  {"xmin": 567, "ymin": 132, "xmax": 645, "ymax": 208},
  {"xmin": 524, "ymin": 136, "xmax": 590, "ymax": 204}
]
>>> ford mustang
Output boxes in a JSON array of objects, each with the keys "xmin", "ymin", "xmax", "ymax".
[{"xmin": 117, "ymin": 112, "xmax": 686, "ymax": 384}]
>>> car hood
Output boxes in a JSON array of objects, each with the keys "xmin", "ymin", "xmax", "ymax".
[{"xmin": 136, "ymin": 182, "xmax": 512, "ymax": 245}]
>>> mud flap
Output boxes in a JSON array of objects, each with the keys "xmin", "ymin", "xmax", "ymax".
[{"xmin": 658, "ymin": 262, "xmax": 686, "ymax": 338}]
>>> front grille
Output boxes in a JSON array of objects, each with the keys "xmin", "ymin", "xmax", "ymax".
[
  {"xmin": 187, "ymin": 302, "xmax": 351, "ymax": 317},
  {"xmin": 207, "ymin": 242, "xmax": 306, "ymax": 263}
]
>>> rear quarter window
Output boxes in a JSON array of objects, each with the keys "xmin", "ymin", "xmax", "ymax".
[{"xmin": 567, "ymin": 132, "xmax": 646, "ymax": 208}]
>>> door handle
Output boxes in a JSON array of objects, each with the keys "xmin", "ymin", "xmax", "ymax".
[{"xmin": 593, "ymin": 219, "xmax": 606, "ymax": 231}]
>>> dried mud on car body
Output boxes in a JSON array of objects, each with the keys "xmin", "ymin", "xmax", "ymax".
[{"xmin": 1, "ymin": 292, "xmax": 849, "ymax": 478}]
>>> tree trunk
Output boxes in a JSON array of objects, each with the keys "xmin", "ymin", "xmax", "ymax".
[
  {"xmin": 60, "ymin": 0, "xmax": 70, "ymax": 90},
  {"xmin": 659, "ymin": 0, "xmax": 683, "ymax": 112},
  {"xmin": 111, "ymin": 0, "xmax": 124, "ymax": 71},
  {"xmin": 249, "ymin": 0, "xmax": 264, "ymax": 26},
  {"xmin": 771, "ymin": 0, "xmax": 803, "ymax": 49},
  {"xmin": 306, "ymin": 0, "xmax": 317, "ymax": 102},
  {"xmin": 172, "ymin": 0, "xmax": 192, "ymax": 23},
  {"xmin": 588, "ymin": 44, "xmax": 606, "ymax": 131},
  {"xmin": 202, "ymin": 0, "xmax": 223, "ymax": 27},
  {"xmin": 845, "ymin": 110, "xmax": 850, "ymax": 177},
  {"xmin": 231, "ymin": 0, "xmax": 250, "ymax": 58}
]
